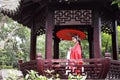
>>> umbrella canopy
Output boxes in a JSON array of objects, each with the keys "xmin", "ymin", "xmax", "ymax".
[{"xmin": 56, "ymin": 29, "xmax": 86, "ymax": 40}]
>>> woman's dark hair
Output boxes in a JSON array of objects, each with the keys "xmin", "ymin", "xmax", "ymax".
[{"xmin": 72, "ymin": 35, "xmax": 81, "ymax": 45}]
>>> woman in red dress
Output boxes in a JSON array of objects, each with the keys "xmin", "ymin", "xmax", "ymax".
[
  {"xmin": 67, "ymin": 35, "xmax": 83, "ymax": 74},
  {"xmin": 56, "ymin": 29, "xmax": 86, "ymax": 75},
  {"xmin": 70, "ymin": 35, "xmax": 82, "ymax": 60}
]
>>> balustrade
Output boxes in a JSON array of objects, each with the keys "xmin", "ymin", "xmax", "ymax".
[{"xmin": 18, "ymin": 58, "xmax": 120, "ymax": 79}]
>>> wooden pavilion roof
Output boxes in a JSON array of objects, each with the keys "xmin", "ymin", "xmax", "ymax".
[{"xmin": 1, "ymin": 0, "xmax": 120, "ymax": 35}]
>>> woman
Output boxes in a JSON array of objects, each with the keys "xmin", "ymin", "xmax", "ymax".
[
  {"xmin": 67, "ymin": 35, "xmax": 83, "ymax": 74},
  {"xmin": 70, "ymin": 35, "xmax": 82, "ymax": 60},
  {"xmin": 67, "ymin": 35, "xmax": 82, "ymax": 60}
]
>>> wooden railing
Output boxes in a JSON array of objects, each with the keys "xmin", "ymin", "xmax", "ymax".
[
  {"xmin": 18, "ymin": 60, "xmax": 37, "ymax": 76},
  {"xmin": 106, "ymin": 59, "xmax": 120, "ymax": 79},
  {"xmin": 19, "ymin": 58, "xmax": 117, "ymax": 79},
  {"xmin": 37, "ymin": 58, "xmax": 110, "ymax": 79}
]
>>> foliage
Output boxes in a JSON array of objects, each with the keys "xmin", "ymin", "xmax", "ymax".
[
  {"xmin": 117, "ymin": 26, "xmax": 120, "ymax": 58},
  {"xmin": 68, "ymin": 73, "xmax": 87, "ymax": 80},
  {"xmin": 81, "ymin": 40, "xmax": 89, "ymax": 58},
  {"xmin": 4, "ymin": 68, "xmax": 87, "ymax": 80},
  {"xmin": 36, "ymin": 34, "xmax": 45, "ymax": 58},
  {"xmin": 59, "ymin": 40, "xmax": 73, "ymax": 59},
  {"xmin": 101, "ymin": 26, "xmax": 120, "ymax": 57},
  {"xmin": 0, "ymin": 14, "xmax": 30, "ymax": 69},
  {"xmin": 17, "ymin": 50, "xmax": 24, "ymax": 59},
  {"xmin": 25, "ymin": 70, "xmax": 60, "ymax": 80},
  {"xmin": 101, "ymin": 32, "xmax": 112, "ymax": 54},
  {"xmin": 117, "ymin": 26, "xmax": 120, "ymax": 48},
  {"xmin": 5, "ymin": 69, "xmax": 23, "ymax": 80},
  {"xmin": 112, "ymin": 0, "xmax": 120, "ymax": 7},
  {"xmin": 6, "ymin": 72, "xmax": 21, "ymax": 80}
]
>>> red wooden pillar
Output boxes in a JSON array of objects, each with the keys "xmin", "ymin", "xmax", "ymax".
[
  {"xmin": 30, "ymin": 22, "xmax": 37, "ymax": 60},
  {"xmin": 92, "ymin": 10, "xmax": 102, "ymax": 58},
  {"xmin": 45, "ymin": 7, "xmax": 54, "ymax": 59},
  {"xmin": 112, "ymin": 19, "xmax": 119, "ymax": 60}
]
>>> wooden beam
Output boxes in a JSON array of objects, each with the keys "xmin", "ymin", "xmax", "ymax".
[
  {"xmin": 45, "ymin": 7, "xmax": 54, "ymax": 59},
  {"xmin": 112, "ymin": 19, "xmax": 119, "ymax": 60},
  {"xmin": 92, "ymin": 10, "xmax": 102, "ymax": 58}
]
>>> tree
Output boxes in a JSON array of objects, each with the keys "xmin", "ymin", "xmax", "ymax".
[
  {"xmin": 0, "ymin": 14, "xmax": 30, "ymax": 69},
  {"xmin": 101, "ymin": 32, "xmax": 112, "ymax": 54},
  {"xmin": 112, "ymin": 0, "xmax": 120, "ymax": 7}
]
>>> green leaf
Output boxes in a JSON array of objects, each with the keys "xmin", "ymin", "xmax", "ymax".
[{"xmin": 112, "ymin": 1, "xmax": 118, "ymax": 5}]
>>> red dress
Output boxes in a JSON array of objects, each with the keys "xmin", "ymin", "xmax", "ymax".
[
  {"xmin": 70, "ymin": 43, "xmax": 83, "ymax": 74},
  {"xmin": 70, "ymin": 43, "xmax": 82, "ymax": 60}
]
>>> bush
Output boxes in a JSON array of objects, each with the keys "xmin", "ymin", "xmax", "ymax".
[{"xmin": 24, "ymin": 70, "xmax": 60, "ymax": 80}]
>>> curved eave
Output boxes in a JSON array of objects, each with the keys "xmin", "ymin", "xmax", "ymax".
[{"xmin": 1, "ymin": 0, "xmax": 46, "ymax": 35}]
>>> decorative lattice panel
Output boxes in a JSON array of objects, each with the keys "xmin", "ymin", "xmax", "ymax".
[
  {"xmin": 54, "ymin": 10, "xmax": 92, "ymax": 25},
  {"xmin": 106, "ymin": 60, "xmax": 120, "ymax": 79},
  {"xmin": 101, "ymin": 20, "xmax": 113, "ymax": 34},
  {"xmin": 41, "ymin": 59, "xmax": 108, "ymax": 79}
]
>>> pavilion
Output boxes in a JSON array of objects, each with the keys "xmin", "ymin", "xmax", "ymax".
[{"xmin": 1, "ymin": 0, "xmax": 120, "ymax": 79}]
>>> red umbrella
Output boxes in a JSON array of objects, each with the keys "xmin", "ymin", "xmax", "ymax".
[{"xmin": 56, "ymin": 29, "xmax": 86, "ymax": 40}]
